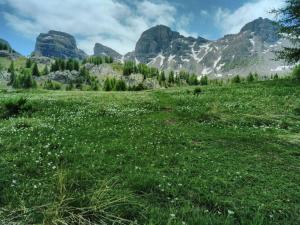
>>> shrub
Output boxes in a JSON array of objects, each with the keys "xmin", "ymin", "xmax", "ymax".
[
  {"xmin": 200, "ymin": 75, "xmax": 208, "ymax": 85},
  {"xmin": 43, "ymin": 80, "xmax": 62, "ymax": 90},
  {"xmin": 32, "ymin": 63, "xmax": 40, "ymax": 77},
  {"xmin": 66, "ymin": 83, "xmax": 74, "ymax": 91},
  {"xmin": 247, "ymin": 73, "xmax": 255, "ymax": 82},
  {"xmin": 188, "ymin": 74, "xmax": 199, "ymax": 86},
  {"xmin": 193, "ymin": 87, "xmax": 202, "ymax": 96},
  {"xmin": 0, "ymin": 97, "xmax": 33, "ymax": 119},
  {"xmin": 292, "ymin": 65, "xmax": 300, "ymax": 81},
  {"xmin": 128, "ymin": 83, "xmax": 146, "ymax": 91},
  {"xmin": 232, "ymin": 75, "xmax": 241, "ymax": 83},
  {"xmin": 103, "ymin": 78, "xmax": 113, "ymax": 91},
  {"xmin": 115, "ymin": 80, "xmax": 127, "ymax": 91},
  {"xmin": 13, "ymin": 70, "xmax": 37, "ymax": 89}
]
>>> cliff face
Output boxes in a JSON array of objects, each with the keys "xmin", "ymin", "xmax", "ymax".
[{"xmin": 33, "ymin": 30, "xmax": 87, "ymax": 59}]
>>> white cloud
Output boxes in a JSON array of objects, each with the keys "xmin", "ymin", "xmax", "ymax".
[
  {"xmin": 200, "ymin": 10, "xmax": 208, "ymax": 17},
  {"xmin": 1, "ymin": 0, "xmax": 192, "ymax": 55},
  {"xmin": 215, "ymin": 0, "xmax": 284, "ymax": 35}
]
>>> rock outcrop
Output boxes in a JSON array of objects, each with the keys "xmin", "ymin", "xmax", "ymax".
[
  {"xmin": 94, "ymin": 43, "xmax": 122, "ymax": 60},
  {"xmin": 33, "ymin": 30, "xmax": 87, "ymax": 59}
]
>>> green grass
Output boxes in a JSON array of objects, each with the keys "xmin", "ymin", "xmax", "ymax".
[
  {"xmin": 0, "ymin": 80, "xmax": 299, "ymax": 225},
  {"xmin": 0, "ymin": 57, "xmax": 27, "ymax": 69}
]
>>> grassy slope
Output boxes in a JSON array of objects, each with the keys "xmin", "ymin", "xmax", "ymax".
[{"xmin": 0, "ymin": 80, "xmax": 299, "ymax": 225}]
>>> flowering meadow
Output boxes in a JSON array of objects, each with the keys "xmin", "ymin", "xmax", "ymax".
[{"xmin": 0, "ymin": 79, "xmax": 299, "ymax": 225}]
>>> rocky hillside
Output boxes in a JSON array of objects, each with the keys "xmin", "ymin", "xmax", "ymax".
[
  {"xmin": 94, "ymin": 43, "xmax": 122, "ymax": 60},
  {"xmin": 125, "ymin": 18, "xmax": 291, "ymax": 77},
  {"xmin": 33, "ymin": 31, "xmax": 87, "ymax": 59},
  {"xmin": 0, "ymin": 38, "xmax": 21, "ymax": 59}
]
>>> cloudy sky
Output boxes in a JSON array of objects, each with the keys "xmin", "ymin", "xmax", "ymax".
[{"xmin": 0, "ymin": 0, "xmax": 284, "ymax": 55}]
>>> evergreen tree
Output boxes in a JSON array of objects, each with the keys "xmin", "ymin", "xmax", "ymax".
[
  {"xmin": 200, "ymin": 75, "xmax": 208, "ymax": 85},
  {"xmin": 123, "ymin": 61, "xmax": 137, "ymax": 76},
  {"xmin": 13, "ymin": 70, "xmax": 37, "ymax": 89},
  {"xmin": 8, "ymin": 61, "xmax": 16, "ymax": 85},
  {"xmin": 232, "ymin": 75, "xmax": 241, "ymax": 83},
  {"xmin": 43, "ymin": 65, "xmax": 49, "ymax": 75},
  {"xmin": 160, "ymin": 71, "xmax": 166, "ymax": 82},
  {"xmin": 247, "ymin": 72, "xmax": 255, "ymax": 82},
  {"xmin": 103, "ymin": 78, "xmax": 113, "ymax": 91},
  {"xmin": 168, "ymin": 71, "xmax": 175, "ymax": 84},
  {"xmin": 74, "ymin": 60, "xmax": 80, "ymax": 71},
  {"xmin": 25, "ymin": 58, "xmax": 32, "ymax": 68},
  {"xmin": 188, "ymin": 74, "xmax": 199, "ymax": 86},
  {"xmin": 32, "ymin": 63, "xmax": 40, "ymax": 77},
  {"xmin": 115, "ymin": 80, "xmax": 127, "ymax": 91},
  {"xmin": 66, "ymin": 59, "xmax": 74, "ymax": 71},
  {"xmin": 273, "ymin": 0, "xmax": 300, "ymax": 63}
]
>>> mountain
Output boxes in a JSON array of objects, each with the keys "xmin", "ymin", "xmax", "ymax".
[
  {"xmin": 33, "ymin": 30, "xmax": 87, "ymax": 59},
  {"xmin": 0, "ymin": 38, "xmax": 21, "ymax": 59},
  {"xmin": 0, "ymin": 38, "xmax": 10, "ymax": 48},
  {"xmin": 125, "ymin": 18, "xmax": 290, "ymax": 77},
  {"xmin": 94, "ymin": 43, "xmax": 122, "ymax": 60}
]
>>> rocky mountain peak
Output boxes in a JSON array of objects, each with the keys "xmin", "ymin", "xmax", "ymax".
[
  {"xmin": 33, "ymin": 30, "xmax": 87, "ymax": 59},
  {"xmin": 94, "ymin": 43, "xmax": 122, "ymax": 60},
  {"xmin": 134, "ymin": 25, "xmax": 182, "ymax": 61},
  {"xmin": 240, "ymin": 17, "xmax": 279, "ymax": 43}
]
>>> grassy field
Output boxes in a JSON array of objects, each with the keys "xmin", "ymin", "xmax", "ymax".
[{"xmin": 0, "ymin": 80, "xmax": 299, "ymax": 225}]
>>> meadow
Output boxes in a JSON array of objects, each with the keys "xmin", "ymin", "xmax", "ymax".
[{"xmin": 0, "ymin": 79, "xmax": 299, "ymax": 225}]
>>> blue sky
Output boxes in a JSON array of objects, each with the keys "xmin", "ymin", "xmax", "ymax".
[{"xmin": 0, "ymin": 0, "xmax": 284, "ymax": 55}]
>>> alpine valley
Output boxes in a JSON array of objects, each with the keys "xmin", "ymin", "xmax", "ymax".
[{"xmin": 0, "ymin": 17, "xmax": 292, "ymax": 80}]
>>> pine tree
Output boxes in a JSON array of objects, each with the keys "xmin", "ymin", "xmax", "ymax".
[
  {"xmin": 273, "ymin": 0, "xmax": 300, "ymax": 63},
  {"xmin": 43, "ymin": 65, "xmax": 49, "ymax": 75},
  {"xmin": 74, "ymin": 60, "xmax": 80, "ymax": 71},
  {"xmin": 115, "ymin": 80, "xmax": 127, "ymax": 91},
  {"xmin": 8, "ymin": 61, "xmax": 16, "ymax": 85},
  {"xmin": 168, "ymin": 71, "xmax": 175, "ymax": 84},
  {"xmin": 200, "ymin": 76, "xmax": 208, "ymax": 85},
  {"xmin": 247, "ymin": 73, "xmax": 255, "ymax": 82},
  {"xmin": 103, "ymin": 78, "xmax": 113, "ymax": 91},
  {"xmin": 66, "ymin": 59, "xmax": 74, "ymax": 71},
  {"xmin": 232, "ymin": 75, "xmax": 241, "ymax": 83},
  {"xmin": 25, "ymin": 58, "xmax": 32, "ymax": 68},
  {"xmin": 32, "ymin": 63, "xmax": 40, "ymax": 77}
]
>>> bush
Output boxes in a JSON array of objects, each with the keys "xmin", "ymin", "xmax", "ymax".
[
  {"xmin": 0, "ymin": 97, "xmax": 33, "ymax": 119},
  {"xmin": 247, "ymin": 73, "xmax": 255, "ymax": 82},
  {"xmin": 200, "ymin": 76, "xmax": 208, "ymax": 85},
  {"xmin": 232, "ymin": 75, "xmax": 241, "ymax": 83},
  {"xmin": 13, "ymin": 70, "xmax": 37, "ymax": 89},
  {"xmin": 103, "ymin": 78, "xmax": 113, "ymax": 91},
  {"xmin": 292, "ymin": 65, "xmax": 300, "ymax": 81},
  {"xmin": 128, "ymin": 83, "xmax": 146, "ymax": 91},
  {"xmin": 115, "ymin": 80, "xmax": 127, "ymax": 91},
  {"xmin": 66, "ymin": 83, "xmax": 74, "ymax": 91},
  {"xmin": 43, "ymin": 80, "xmax": 62, "ymax": 90},
  {"xmin": 193, "ymin": 87, "xmax": 202, "ymax": 96}
]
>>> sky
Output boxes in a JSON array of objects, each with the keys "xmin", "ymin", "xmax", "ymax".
[{"xmin": 0, "ymin": 0, "xmax": 284, "ymax": 56}]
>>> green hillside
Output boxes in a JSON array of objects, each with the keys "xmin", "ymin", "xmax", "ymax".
[{"xmin": 0, "ymin": 80, "xmax": 299, "ymax": 225}]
